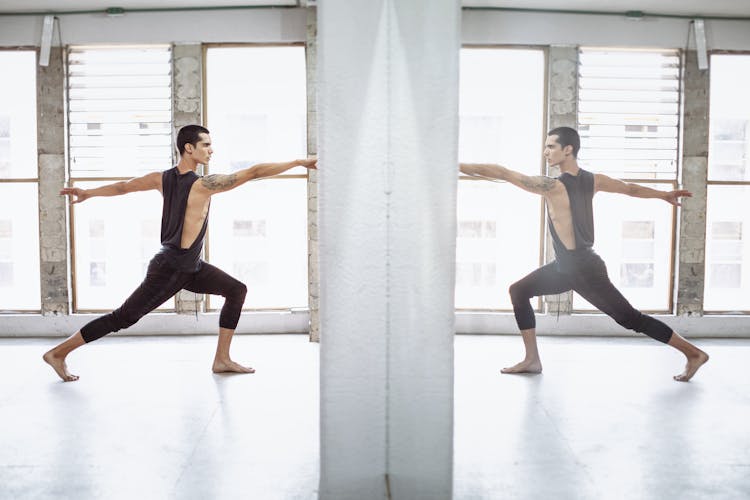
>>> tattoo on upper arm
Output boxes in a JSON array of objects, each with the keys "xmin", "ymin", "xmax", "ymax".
[
  {"xmin": 521, "ymin": 176, "xmax": 557, "ymax": 192},
  {"xmin": 200, "ymin": 174, "xmax": 238, "ymax": 191}
]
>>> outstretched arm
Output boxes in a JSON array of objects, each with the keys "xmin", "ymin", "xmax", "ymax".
[
  {"xmin": 60, "ymin": 172, "xmax": 162, "ymax": 204},
  {"xmin": 460, "ymin": 162, "xmax": 559, "ymax": 195},
  {"xmin": 594, "ymin": 174, "xmax": 692, "ymax": 206},
  {"xmin": 197, "ymin": 158, "xmax": 317, "ymax": 195}
]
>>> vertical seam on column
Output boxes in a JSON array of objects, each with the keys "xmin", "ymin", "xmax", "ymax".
[{"xmin": 384, "ymin": 0, "xmax": 393, "ymax": 485}]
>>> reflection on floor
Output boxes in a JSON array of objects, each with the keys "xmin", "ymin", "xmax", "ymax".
[{"xmin": 0, "ymin": 334, "xmax": 747, "ymax": 499}]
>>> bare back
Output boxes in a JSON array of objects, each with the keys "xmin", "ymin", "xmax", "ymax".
[
  {"xmin": 544, "ymin": 182, "xmax": 577, "ymax": 250},
  {"xmin": 181, "ymin": 184, "xmax": 211, "ymax": 249}
]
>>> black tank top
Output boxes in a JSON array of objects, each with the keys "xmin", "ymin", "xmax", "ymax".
[
  {"xmin": 156, "ymin": 167, "xmax": 209, "ymax": 272},
  {"xmin": 548, "ymin": 168, "xmax": 595, "ymax": 258}
]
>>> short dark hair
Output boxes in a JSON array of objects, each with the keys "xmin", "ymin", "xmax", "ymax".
[
  {"xmin": 176, "ymin": 125, "xmax": 210, "ymax": 156},
  {"xmin": 547, "ymin": 126, "xmax": 580, "ymax": 158}
]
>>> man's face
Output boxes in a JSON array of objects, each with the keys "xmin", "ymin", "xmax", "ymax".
[
  {"xmin": 186, "ymin": 133, "xmax": 213, "ymax": 165},
  {"xmin": 544, "ymin": 134, "xmax": 568, "ymax": 167}
]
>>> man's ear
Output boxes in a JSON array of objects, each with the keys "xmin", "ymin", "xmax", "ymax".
[{"xmin": 564, "ymin": 145, "xmax": 573, "ymax": 156}]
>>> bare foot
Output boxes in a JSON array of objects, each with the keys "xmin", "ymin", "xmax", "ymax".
[
  {"xmin": 674, "ymin": 350, "xmax": 709, "ymax": 382},
  {"xmin": 43, "ymin": 351, "xmax": 79, "ymax": 382},
  {"xmin": 501, "ymin": 359, "xmax": 542, "ymax": 374},
  {"xmin": 212, "ymin": 359, "xmax": 255, "ymax": 374}
]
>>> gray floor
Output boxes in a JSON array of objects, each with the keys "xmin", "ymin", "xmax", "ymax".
[{"xmin": 0, "ymin": 334, "xmax": 747, "ymax": 499}]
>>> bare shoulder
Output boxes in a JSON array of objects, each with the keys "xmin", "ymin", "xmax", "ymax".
[
  {"xmin": 521, "ymin": 175, "xmax": 562, "ymax": 195},
  {"xmin": 197, "ymin": 172, "xmax": 239, "ymax": 194}
]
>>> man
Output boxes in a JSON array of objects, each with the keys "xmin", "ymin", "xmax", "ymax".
[
  {"xmin": 460, "ymin": 126, "xmax": 708, "ymax": 382},
  {"xmin": 44, "ymin": 124, "xmax": 317, "ymax": 382}
]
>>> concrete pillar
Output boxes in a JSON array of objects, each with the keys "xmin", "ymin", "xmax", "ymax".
[
  {"xmin": 545, "ymin": 45, "xmax": 578, "ymax": 314},
  {"xmin": 37, "ymin": 47, "xmax": 69, "ymax": 315},
  {"xmin": 677, "ymin": 50, "xmax": 709, "ymax": 316},
  {"xmin": 306, "ymin": 7, "xmax": 320, "ymax": 342},
  {"xmin": 172, "ymin": 43, "xmax": 204, "ymax": 314},
  {"xmin": 318, "ymin": 0, "xmax": 458, "ymax": 498}
]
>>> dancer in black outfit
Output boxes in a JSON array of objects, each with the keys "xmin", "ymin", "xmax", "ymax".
[
  {"xmin": 44, "ymin": 125, "xmax": 317, "ymax": 381},
  {"xmin": 460, "ymin": 127, "xmax": 708, "ymax": 382}
]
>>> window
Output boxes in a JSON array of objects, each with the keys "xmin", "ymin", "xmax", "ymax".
[
  {"xmin": 457, "ymin": 48, "xmax": 546, "ymax": 310},
  {"xmin": 205, "ymin": 45, "xmax": 308, "ymax": 310},
  {"xmin": 67, "ymin": 45, "xmax": 173, "ymax": 311},
  {"xmin": 0, "ymin": 51, "xmax": 41, "ymax": 311},
  {"xmin": 574, "ymin": 48, "xmax": 680, "ymax": 311},
  {"xmin": 705, "ymin": 54, "xmax": 750, "ymax": 312}
]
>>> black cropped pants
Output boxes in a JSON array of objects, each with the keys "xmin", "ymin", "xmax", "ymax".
[
  {"xmin": 80, "ymin": 255, "xmax": 247, "ymax": 343},
  {"xmin": 509, "ymin": 249, "xmax": 673, "ymax": 344}
]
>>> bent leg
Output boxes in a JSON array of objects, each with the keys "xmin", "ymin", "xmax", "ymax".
[
  {"xmin": 185, "ymin": 262, "xmax": 253, "ymax": 374},
  {"xmin": 504, "ymin": 263, "xmax": 573, "ymax": 374}
]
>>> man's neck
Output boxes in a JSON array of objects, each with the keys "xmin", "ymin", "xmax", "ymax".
[
  {"xmin": 559, "ymin": 158, "xmax": 580, "ymax": 176},
  {"xmin": 176, "ymin": 157, "xmax": 199, "ymax": 174}
]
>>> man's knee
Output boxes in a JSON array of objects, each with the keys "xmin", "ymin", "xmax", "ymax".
[
  {"xmin": 509, "ymin": 281, "xmax": 528, "ymax": 304},
  {"xmin": 111, "ymin": 308, "xmax": 142, "ymax": 330},
  {"xmin": 229, "ymin": 281, "xmax": 247, "ymax": 301},
  {"xmin": 614, "ymin": 310, "xmax": 646, "ymax": 332}
]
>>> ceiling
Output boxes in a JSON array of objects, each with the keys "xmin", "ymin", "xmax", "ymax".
[{"xmin": 0, "ymin": 0, "xmax": 749, "ymax": 17}]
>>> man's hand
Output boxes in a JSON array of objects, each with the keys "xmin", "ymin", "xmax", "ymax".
[
  {"xmin": 298, "ymin": 158, "xmax": 317, "ymax": 170},
  {"xmin": 60, "ymin": 187, "xmax": 90, "ymax": 204},
  {"xmin": 663, "ymin": 189, "xmax": 692, "ymax": 206}
]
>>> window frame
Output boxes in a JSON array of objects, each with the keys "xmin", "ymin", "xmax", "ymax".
[
  {"xmin": 456, "ymin": 44, "xmax": 549, "ymax": 312},
  {"xmin": 574, "ymin": 46, "xmax": 683, "ymax": 314},
  {"xmin": 202, "ymin": 42, "xmax": 310, "ymax": 312},
  {"xmin": 703, "ymin": 50, "xmax": 750, "ymax": 314},
  {"xmin": 0, "ymin": 48, "xmax": 42, "ymax": 313},
  {"xmin": 66, "ymin": 44, "xmax": 175, "ymax": 313}
]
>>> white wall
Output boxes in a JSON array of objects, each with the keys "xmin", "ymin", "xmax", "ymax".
[
  {"xmin": 3, "ymin": 8, "xmax": 749, "ymax": 49},
  {"xmin": 462, "ymin": 10, "xmax": 750, "ymax": 49},
  {"xmin": 0, "ymin": 8, "xmax": 306, "ymax": 46}
]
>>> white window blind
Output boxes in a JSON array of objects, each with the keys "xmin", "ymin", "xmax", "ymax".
[
  {"xmin": 68, "ymin": 45, "xmax": 173, "ymax": 178},
  {"xmin": 578, "ymin": 48, "xmax": 680, "ymax": 180}
]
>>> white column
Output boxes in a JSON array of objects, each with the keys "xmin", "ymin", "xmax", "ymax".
[{"xmin": 318, "ymin": 1, "xmax": 459, "ymax": 498}]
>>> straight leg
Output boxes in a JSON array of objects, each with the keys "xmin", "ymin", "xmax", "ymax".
[
  {"xmin": 573, "ymin": 254, "xmax": 708, "ymax": 381},
  {"xmin": 43, "ymin": 256, "xmax": 186, "ymax": 382}
]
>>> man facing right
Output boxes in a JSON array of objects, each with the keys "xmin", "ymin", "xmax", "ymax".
[{"xmin": 460, "ymin": 126, "xmax": 708, "ymax": 382}]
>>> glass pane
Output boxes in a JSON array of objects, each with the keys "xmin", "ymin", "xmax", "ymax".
[
  {"xmin": 704, "ymin": 185, "xmax": 750, "ymax": 311},
  {"xmin": 0, "ymin": 183, "xmax": 41, "ymax": 310},
  {"xmin": 459, "ymin": 48, "xmax": 545, "ymax": 173},
  {"xmin": 708, "ymin": 54, "xmax": 750, "ymax": 181},
  {"xmin": 206, "ymin": 46, "xmax": 308, "ymax": 309},
  {"xmin": 68, "ymin": 46, "xmax": 173, "ymax": 178},
  {"xmin": 72, "ymin": 181, "xmax": 173, "ymax": 311},
  {"xmin": 0, "ymin": 51, "xmax": 38, "ymax": 179},
  {"xmin": 573, "ymin": 184, "xmax": 674, "ymax": 311},
  {"xmin": 206, "ymin": 46, "xmax": 307, "ymax": 175},
  {"xmin": 456, "ymin": 181, "xmax": 541, "ymax": 309},
  {"xmin": 578, "ymin": 48, "xmax": 680, "ymax": 179},
  {"xmin": 208, "ymin": 179, "xmax": 308, "ymax": 309},
  {"xmin": 457, "ymin": 48, "xmax": 545, "ymax": 310}
]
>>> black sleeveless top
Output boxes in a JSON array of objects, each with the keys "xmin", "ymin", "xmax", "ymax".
[
  {"xmin": 548, "ymin": 168, "xmax": 595, "ymax": 260},
  {"xmin": 156, "ymin": 167, "xmax": 209, "ymax": 272}
]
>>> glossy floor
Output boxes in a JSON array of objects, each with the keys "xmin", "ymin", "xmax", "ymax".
[{"xmin": 0, "ymin": 335, "xmax": 747, "ymax": 499}]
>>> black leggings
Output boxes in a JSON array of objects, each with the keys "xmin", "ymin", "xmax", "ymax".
[
  {"xmin": 509, "ymin": 252, "xmax": 673, "ymax": 344},
  {"xmin": 80, "ymin": 255, "xmax": 247, "ymax": 343}
]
